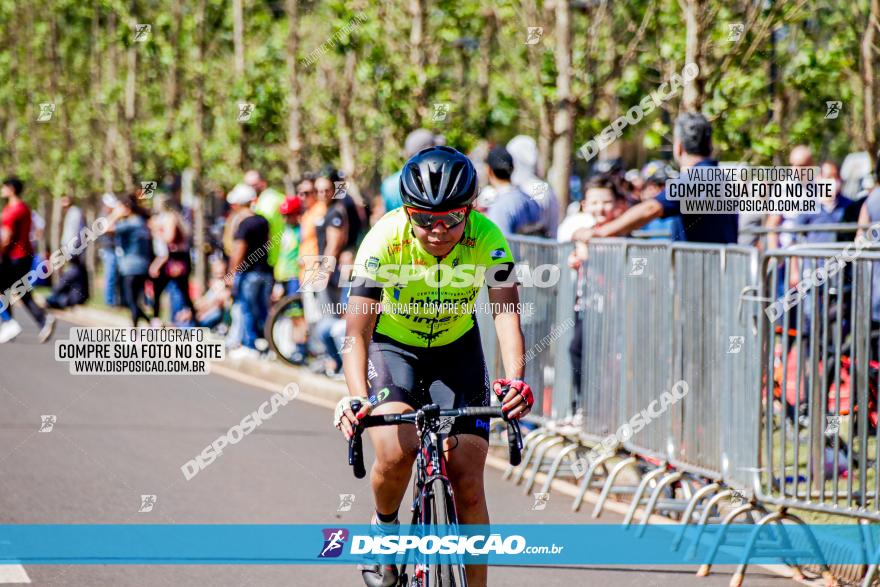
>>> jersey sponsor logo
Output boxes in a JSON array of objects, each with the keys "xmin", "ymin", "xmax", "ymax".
[
  {"xmin": 411, "ymin": 328, "xmax": 448, "ymax": 343},
  {"xmin": 365, "ymin": 256, "xmax": 380, "ymax": 272},
  {"xmin": 369, "ymin": 387, "xmax": 391, "ymax": 405},
  {"xmin": 490, "ymin": 248, "xmax": 506, "ymax": 259},
  {"xmin": 476, "ymin": 419, "xmax": 490, "ymax": 431},
  {"xmin": 386, "ymin": 240, "xmax": 413, "ymax": 254},
  {"xmin": 460, "ymin": 237, "xmax": 476, "ymax": 248}
]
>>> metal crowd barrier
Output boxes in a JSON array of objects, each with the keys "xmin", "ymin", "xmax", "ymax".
[
  {"xmin": 741, "ymin": 223, "xmax": 869, "ymax": 250},
  {"xmin": 477, "ymin": 235, "xmax": 575, "ymax": 419}
]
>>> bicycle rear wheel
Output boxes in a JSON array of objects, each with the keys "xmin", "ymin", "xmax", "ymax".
[
  {"xmin": 423, "ymin": 478, "xmax": 467, "ymax": 587},
  {"xmin": 264, "ymin": 293, "xmax": 303, "ymax": 366}
]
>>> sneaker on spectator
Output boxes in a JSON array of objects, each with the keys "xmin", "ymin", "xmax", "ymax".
[
  {"xmin": 38, "ymin": 316, "xmax": 56, "ymax": 343},
  {"xmin": 0, "ymin": 319, "xmax": 23, "ymax": 343},
  {"xmin": 228, "ymin": 346, "xmax": 261, "ymax": 361}
]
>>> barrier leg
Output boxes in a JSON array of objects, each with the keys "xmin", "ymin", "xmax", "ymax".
[
  {"xmin": 863, "ymin": 564, "xmax": 878, "ymax": 587},
  {"xmin": 592, "ymin": 456, "xmax": 638, "ymax": 518},
  {"xmin": 686, "ymin": 490, "xmax": 734, "ymax": 559},
  {"xmin": 697, "ymin": 503, "xmax": 761, "ymax": 578},
  {"xmin": 523, "ymin": 437, "xmax": 566, "ymax": 495},
  {"xmin": 512, "ymin": 432, "xmax": 550, "ymax": 485},
  {"xmin": 571, "ymin": 452, "xmax": 617, "ymax": 512},
  {"xmin": 672, "ymin": 483, "xmax": 721, "ymax": 551},
  {"xmin": 504, "ymin": 428, "xmax": 544, "ymax": 479},
  {"xmin": 746, "ymin": 511, "xmax": 836, "ymax": 587},
  {"xmin": 538, "ymin": 443, "xmax": 582, "ymax": 494},
  {"xmin": 635, "ymin": 471, "xmax": 685, "ymax": 537},
  {"xmin": 623, "ymin": 466, "xmax": 668, "ymax": 527}
]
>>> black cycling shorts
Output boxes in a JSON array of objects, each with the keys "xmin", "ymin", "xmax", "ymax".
[{"xmin": 366, "ymin": 324, "xmax": 491, "ymax": 442}]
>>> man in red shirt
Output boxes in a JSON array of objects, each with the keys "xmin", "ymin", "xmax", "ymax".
[{"xmin": 0, "ymin": 177, "xmax": 55, "ymax": 343}]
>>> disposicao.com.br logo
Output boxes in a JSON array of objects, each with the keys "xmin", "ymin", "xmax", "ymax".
[{"xmin": 337, "ymin": 532, "xmax": 563, "ymax": 557}]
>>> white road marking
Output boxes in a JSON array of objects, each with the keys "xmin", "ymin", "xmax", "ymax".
[{"xmin": 0, "ymin": 565, "xmax": 30, "ymax": 583}]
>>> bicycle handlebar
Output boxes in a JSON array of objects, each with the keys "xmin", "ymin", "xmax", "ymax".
[{"xmin": 347, "ymin": 401, "xmax": 524, "ymax": 479}]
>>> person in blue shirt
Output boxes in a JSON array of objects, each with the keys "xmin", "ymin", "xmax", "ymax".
[
  {"xmin": 573, "ymin": 112, "xmax": 738, "ymax": 245},
  {"xmin": 380, "ymin": 129, "xmax": 442, "ymax": 214},
  {"xmin": 484, "ymin": 145, "xmax": 543, "ymax": 236},
  {"xmin": 793, "ymin": 162, "xmax": 853, "ymax": 244}
]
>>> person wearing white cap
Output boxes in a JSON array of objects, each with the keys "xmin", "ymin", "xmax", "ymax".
[
  {"xmin": 507, "ymin": 135, "xmax": 559, "ymax": 238},
  {"xmin": 379, "ymin": 129, "xmax": 445, "ymax": 214}
]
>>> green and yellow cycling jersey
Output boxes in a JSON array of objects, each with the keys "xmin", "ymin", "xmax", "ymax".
[{"xmin": 352, "ymin": 208, "xmax": 516, "ymax": 347}]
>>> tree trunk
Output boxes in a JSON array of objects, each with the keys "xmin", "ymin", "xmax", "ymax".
[
  {"xmin": 409, "ymin": 0, "xmax": 427, "ymax": 119},
  {"xmin": 122, "ymin": 21, "xmax": 137, "ymax": 191},
  {"xmin": 681, "ymin": 0, "xmax": 706, "ymax": 112},
  {"xmin": 285, "ymin": 0, "xmax": 303, "ymax": 180},
  {"xmin": 192, "ymin": 0, "xmax": 208, "ymax": 291},
  {"xmin": 861, "ymin": 0, "xmax": 879, "ymax": 169},
  {"xmin": 549, "ymin": 0, "xmax": 573, "ymax": 212},
  {"xmin": 337, "ymin": 51, "xmax": 363, "ymax": 205},
  {"xmin": 233, "ymin": 0, "xmax": 247, "ymax": 169},
  {"xmin": 524, "ymin": 0, "xmax": 552, "ymax": 175}
]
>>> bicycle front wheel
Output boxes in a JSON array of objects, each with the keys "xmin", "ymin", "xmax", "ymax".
[
  {"xmin": 264, "ymin": 293, "xmax": 303, "ymax": 366},
  {"xmin": 423, "ymin": 478, "xmax": 467, "ymax": 587}
]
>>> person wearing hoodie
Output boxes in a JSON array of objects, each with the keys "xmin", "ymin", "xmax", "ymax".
[{"xmin": 507, "ymin": 135, "xmax": 559, "ymax": 238}]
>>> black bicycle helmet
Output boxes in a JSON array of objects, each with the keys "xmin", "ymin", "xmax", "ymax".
[{"xmin": 399, "ymin": 146, "xmax": 478, "ymax": 211}]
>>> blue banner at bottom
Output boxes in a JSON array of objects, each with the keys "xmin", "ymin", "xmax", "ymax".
[{"xmin": 2, "ymin": 524, "xmax": 880, "ymax": 565}]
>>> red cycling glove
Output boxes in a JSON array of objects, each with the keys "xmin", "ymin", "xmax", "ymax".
[{"xmin": 492, "ymin": 378, "xmax": 534, "ymax": 418}]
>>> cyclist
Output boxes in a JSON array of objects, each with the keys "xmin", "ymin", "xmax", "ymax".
[{"xmin": 333, "ymin": 146, "xmax": 534, "ymax": 587}]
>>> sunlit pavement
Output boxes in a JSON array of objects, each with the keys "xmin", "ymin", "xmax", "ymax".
[{"xmin": 0, "ymin": 317, "xmax": 793, "ymax": 586}]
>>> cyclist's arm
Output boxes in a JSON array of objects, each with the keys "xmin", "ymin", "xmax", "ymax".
[
  {"xmin": 342, "ymin": 294, "xmax": 379, "ymax": 398},
  {"xmin": 488, "ymin": 284, "xmax": 525, "ymax": 381}
]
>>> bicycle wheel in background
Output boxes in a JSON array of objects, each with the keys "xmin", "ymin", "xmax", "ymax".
[
  {"xmin": 265, "ymin": 293, "xmax": 303, "ymax": 366},
  {"xmin": 423, "ymin": 477, "xmax": 467, "ymax": 587}
]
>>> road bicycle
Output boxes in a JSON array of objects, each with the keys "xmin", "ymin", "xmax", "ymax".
[{"xmin": 347, "ymin": 398, "xmax": 524, "ymax": 587}]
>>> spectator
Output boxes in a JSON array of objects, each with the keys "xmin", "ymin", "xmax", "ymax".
[
  {"xmin": 766, "ymin": 145, "xmax": 814, "ymax": 249},
  {"xmin": 180, "ymin": 256, "xmax": 231, "ymax": 331},
  {"xmin": 565, "ymin": 177, "xmax": 628, "ymax": 409},
  {"xmin": 246, "ymin": 170, "xmax": 285, "ymax": 271},
  {"xmin": 227, "ymin": 184, "xmax": 273, "ymax": 358},
  {"xmin": 484, "ymin": 145, "xmax": 543, "ymax": 236},
  {"xmin": 507, "ymin": 135, "xmax": 559, "ymax": 238},
  {"xmin": 297, "ymin": 177, "xmax": 323, "ymax": 261},
  {"xmin": 638, "ymin": 162, "xmax": 685, "ymax": 241},
  {"xmin": 793, "ymin": 160, "xmax": 852, "ymax": 244},
  {"xmin": 858, "ymin": 155, "xmax": 880, "ymax": 325},
  {"xmin": 380, "ymin": 129, "xmax": 442, "ymax": 214},
  {"xmin": 0, "ymin": 176, "xmax": 55, "ymax": 343},
  {"xmin": 45, "ymin": 195, "xmax": 90, "ymax": 309},
  {"xmin": 223, "ymin": 184, "xmax": 258, "ymax": 349},
  {"xmin": 276, "ymin": 195, "xmax": 309, "ymax": 364},
  {"xmin": 107, "ymin": 194, "xmax": 153, "ymax": 327},
  {"xmin": 558, "ymin": 176, "xmax": 628, "ymax": 243},
  {"xmin": 573, "ymin": 112, "xmax": 738, "ymax": 244},
  {"xmin": 98, "ymin": 193, "xmax": 122, "ymax": 306},
  {"xmin": 148, "ymin": 195, "xmax": 196, "ymax": 324}
]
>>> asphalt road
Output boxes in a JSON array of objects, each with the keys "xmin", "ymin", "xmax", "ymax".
[{"xmin": 0, "ymin": 317, "xmax": 793, "ymax": 586}]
